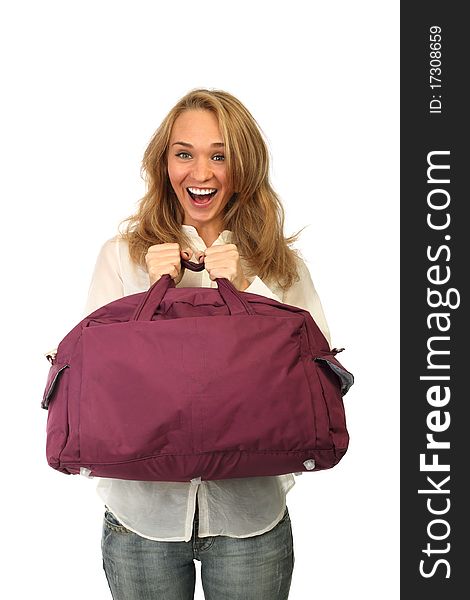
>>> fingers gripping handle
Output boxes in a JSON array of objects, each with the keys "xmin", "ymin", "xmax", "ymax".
[
  {"xmin": 132, "ymin": 259, "xmax": 254, "ymax": 321},
  {"xmin": 182, "ymin": 260, "xmax": 254, "ymax": 316},
  {"xmin": 181, "ymin": 258, "xmax": 205, "ymax": 273}
]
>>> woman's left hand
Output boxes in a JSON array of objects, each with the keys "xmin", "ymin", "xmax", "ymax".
[{"xmin": 199, "ymin": 244, "xmax": 250, "ymax": 291}]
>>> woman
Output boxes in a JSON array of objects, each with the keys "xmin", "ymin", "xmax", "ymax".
[{"xmin": 85, "ymin": 89, "xmax": 332, "ymax": 599}]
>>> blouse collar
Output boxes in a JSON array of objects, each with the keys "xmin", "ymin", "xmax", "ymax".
[{"xmin": 181, "ymin": 224, "xmax": 233, "ymax": 246}]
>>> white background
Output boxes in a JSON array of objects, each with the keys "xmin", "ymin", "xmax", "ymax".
[{"xmin": 0, "ymin": 1, "xmax": 399, "ymax": 598}]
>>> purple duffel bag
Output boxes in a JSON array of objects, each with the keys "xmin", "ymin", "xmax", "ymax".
[{"xmin": 42, "ymin": 259, "xmax": 353, "ymax": 482}]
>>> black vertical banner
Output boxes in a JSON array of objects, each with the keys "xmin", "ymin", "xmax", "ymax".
[{"xmin": 401, "ymin": 3, "xmax": 468, "ymax": 598}]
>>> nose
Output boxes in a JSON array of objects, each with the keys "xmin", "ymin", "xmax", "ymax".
[{"xmin": 191, "ymin": 157, "xmax": 212, "ymax": 182}]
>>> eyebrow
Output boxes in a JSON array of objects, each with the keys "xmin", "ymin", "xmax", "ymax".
[{"xmin": 171, "ymin": 141, "xmax": 225, "ymax": 148}]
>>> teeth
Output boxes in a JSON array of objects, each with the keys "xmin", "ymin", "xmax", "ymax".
[{"xmin": 188, "ymin": 187, "xmax": 217, "ymax": 195}]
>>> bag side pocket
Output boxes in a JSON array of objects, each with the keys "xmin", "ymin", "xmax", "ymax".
[
  {"xmin": 42, "ymin": 362, "xmax": 71, "ymax": 473},
  {"xmin": 312, "ymin": 355, "xmax": 352, "ymax": 460},
  {"xmin": 42, "ymin": 363, "xmax": 70, "ymax": 409},
  {"xmin": 314, "ymin": 355, "xmax": 354, "ymax": 396}
]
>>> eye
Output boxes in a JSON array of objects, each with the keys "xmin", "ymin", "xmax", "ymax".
[
  {"xmin": 212, "ymin": 154, "xmax": 225, "ymax": 162},
  {"xmin": 176, "ymin": 151, "xmax": 192, "ymax": 159}
]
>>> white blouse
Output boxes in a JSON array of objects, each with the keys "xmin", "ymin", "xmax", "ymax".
[{"xmin": 80, "ymin": 225, "xmax": 331, "ymax": 542}]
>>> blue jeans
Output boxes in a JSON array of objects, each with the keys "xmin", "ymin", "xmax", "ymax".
[{"xmin": 101, "ymin": 503, "xmax": 294, "ymax": 599}]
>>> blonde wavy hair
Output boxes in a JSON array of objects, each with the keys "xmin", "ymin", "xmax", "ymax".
[{"xmin": 119, "ymin": 88, "xmax": 305, "ymax": 291}]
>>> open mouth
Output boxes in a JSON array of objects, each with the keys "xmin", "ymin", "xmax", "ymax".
[{"xmin": 187, "ymin": 187, "xmax": 217, "ymax": 204}]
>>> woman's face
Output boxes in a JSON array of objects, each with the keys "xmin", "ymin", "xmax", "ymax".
[{"xmin": 167, "ymin": 109, "xmax": 233, "ymax": 233}]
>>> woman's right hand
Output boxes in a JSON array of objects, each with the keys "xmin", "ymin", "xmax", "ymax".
[{"xmin": 145, "ymin": 243, "xmax": 192, "ymax": 286}]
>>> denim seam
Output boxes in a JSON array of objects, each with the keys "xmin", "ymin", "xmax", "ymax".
[
  {"xmin": 104, "ymin": 521, "xmax": 133, "ymax": 534},
  {"xmin": 104, "ymin": 510, "xmax": 133, "ymax": 534}
]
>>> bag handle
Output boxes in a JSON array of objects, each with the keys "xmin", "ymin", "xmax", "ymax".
[{"xmin": 132, "ymin": 258, "xmax": 255, "ymax": 321}]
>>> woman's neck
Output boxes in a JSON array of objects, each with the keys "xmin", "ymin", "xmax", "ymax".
[{"xmin": 184, "ymin": 222, "xmax": 223, "ymax": 248}]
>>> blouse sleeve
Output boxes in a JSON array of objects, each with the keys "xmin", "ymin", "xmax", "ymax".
[
  {"xmin": 243, "ymin": 257, "xmax": 332, "ymax": 348},
  {"xmin": 282, "ymin": 257, "xmax": 332, "ymax": 348},
  {"xmin": 83, "ymin": 237, "xmax": 125, "ymax": 316},
  {"xmin": 43, "ymin": 237, "xmax": 125, "ymax": 361}
]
